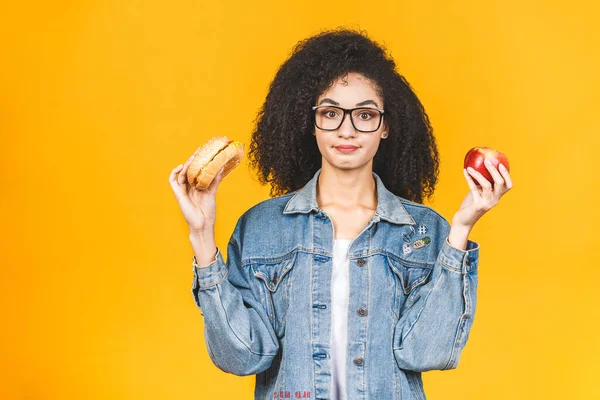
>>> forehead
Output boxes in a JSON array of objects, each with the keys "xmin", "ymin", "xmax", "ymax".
[{"xmin": 317, "ymin": 72, "xmax": 382, "ymax": 106}]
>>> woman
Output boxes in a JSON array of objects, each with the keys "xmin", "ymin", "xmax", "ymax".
[{"xmin": 169, "ymin": 28, "xmax": 512, "ymax": 400}]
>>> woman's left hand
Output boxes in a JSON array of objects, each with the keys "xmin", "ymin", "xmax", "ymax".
[{"xmin": 452, "ymin": 159, "xmax": 513, "ymax": 228}]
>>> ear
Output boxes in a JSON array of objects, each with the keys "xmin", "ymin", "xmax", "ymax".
[{"xmin": 381, "ymin": 122, "xmax": 389, "ymax": 139}]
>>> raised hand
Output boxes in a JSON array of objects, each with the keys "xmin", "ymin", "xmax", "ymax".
[
  {"xmin": 452, "ymin": 158, "xmax": 513, "ymax": 228},
  {"xmin": 168, "ymin": 154, "xmax": 225, "ymax": 234}
]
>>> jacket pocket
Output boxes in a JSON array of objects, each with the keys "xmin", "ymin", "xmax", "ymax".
[
  {"xmin": 386, "ymin": 255, "xmax": 433, "ymax": 319},
  {"xmin": 250, "ymin": 250, "xmax": 298, "ymax": 328}
]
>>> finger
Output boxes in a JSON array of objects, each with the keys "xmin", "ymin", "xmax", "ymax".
[
  {"xmin": 463, "ymin": 168, "xmax": 481, "ymax": 196},
  {"xmin": 483, "ymin": 159, "xmax": 505, "ymax": 189},
  {"xmin": 169, "ymin": 164, "xmax": 184, "ymax": 185},
  {"xmin": 206, "ymin": 167, "xmax": 224, "ymax": 196},
  {"xmin": 498, "ymin": 163, "xmax": 513, "ymax": 189},
  {"xmin": 169, "ymin": 164, "xmax": 185, "ymax": 194},
  {"xmin": 466, "ymin": 167, "xmax": 493, "ymax": 191},
  {"xmin": 178, "ymin": 154, "xmax": 196, "ymax": 185}
]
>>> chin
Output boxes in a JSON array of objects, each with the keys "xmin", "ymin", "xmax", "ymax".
[{"xmin": 324, "ymin": 156, "xmax": 370, "ymax": 171}]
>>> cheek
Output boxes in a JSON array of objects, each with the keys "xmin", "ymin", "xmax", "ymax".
[
  {"xmin": 314, "ymin": 138, "xmax": 333, "ymax": 160},
  {"xmin": 314, "ymin": 136, "xmax": 327, "ymax": 153},
  {"xmin": 363, "ymin": 139, "xmax": 381, "ymax": 156}
]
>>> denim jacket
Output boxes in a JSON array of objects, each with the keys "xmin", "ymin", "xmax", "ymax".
[{"xmin": 191, "ymin": 168, "xmax": 480, "ymax": 400}]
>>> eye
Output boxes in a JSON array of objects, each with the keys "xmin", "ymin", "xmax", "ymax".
[
  {"xmin": 324, "ymin": 109, "xmax": 340, "ymax": 118},
  {"xmin": 358, "ymin": 112, "xmax": 372, "ymax": 120}
]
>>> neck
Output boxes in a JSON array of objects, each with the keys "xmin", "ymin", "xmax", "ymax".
[{"xmin": 316, "ymin": 163, "xmax": 377, "ymax": 211}]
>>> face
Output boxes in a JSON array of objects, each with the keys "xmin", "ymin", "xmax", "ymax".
[{"xmin": 313, "ymin": 72, "xmax": 388, "ymax": 172}]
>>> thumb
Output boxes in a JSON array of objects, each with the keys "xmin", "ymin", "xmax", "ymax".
[{"xmin": 206, "ymin": 167, "xmax": 224, "ymax": 195}]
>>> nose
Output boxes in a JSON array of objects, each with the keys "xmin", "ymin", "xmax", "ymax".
[{"xmin": 337, "ymin": 111, "xmax": 357, "ymax": 138}]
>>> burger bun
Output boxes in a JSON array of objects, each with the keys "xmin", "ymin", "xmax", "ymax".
[{"xmin": 186, "ymin": 136, "xmax": 244, "ymax": 190}]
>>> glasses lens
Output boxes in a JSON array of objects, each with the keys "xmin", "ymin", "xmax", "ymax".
[
  {"xmin": 314, "ymin": 107, "xmax": 344, "ymax": 130},
  {"xmin": 351, "ymin": 108, "xmax": 381, "ymax": 132}
]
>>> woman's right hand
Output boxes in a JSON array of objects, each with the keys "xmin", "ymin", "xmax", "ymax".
[{"xmin": 168, "ymin": 154, "xmax": 225, "ymax": 234}]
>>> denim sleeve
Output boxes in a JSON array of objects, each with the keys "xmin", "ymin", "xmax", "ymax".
[
  {"xmin": 393, "ymin": 225, "xmax": 480, "ymax": 372},
  {"xmin": 190, "ymin": 230, "xmax": 280, "ymax": 376}
]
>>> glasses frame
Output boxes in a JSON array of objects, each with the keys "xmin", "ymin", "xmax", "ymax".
[{"xmin": 311, "ymin": 105, "xmax": 385, "ymax": 133}]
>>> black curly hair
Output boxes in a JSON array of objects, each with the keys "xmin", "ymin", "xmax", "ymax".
[{"xmin": 248, "ymin": 27, "xmax": 440, "ymax": 204}]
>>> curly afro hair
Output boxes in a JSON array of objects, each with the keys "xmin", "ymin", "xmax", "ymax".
[{"xmin": 248, "ymin": 27, "xmax": 440, "ymax": 204}]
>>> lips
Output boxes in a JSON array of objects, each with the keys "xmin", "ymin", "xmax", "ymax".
[{"xmin": 335, "ymin": 145, "xmax": 359, "ymax": 153}]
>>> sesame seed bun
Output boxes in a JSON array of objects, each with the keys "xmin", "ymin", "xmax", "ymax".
[{"xmin": 186, "ymin": 136, "xmax": 244, "ymax": 190}]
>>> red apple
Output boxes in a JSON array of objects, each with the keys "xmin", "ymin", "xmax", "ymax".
[{"xmin": 464, "ymin": 146, "xmax": 510, "ymax": 186}]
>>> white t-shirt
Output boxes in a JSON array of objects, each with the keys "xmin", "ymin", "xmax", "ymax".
[{"xmin": 331, "ymin": 239, "xmax": 351, "ymax": 400}]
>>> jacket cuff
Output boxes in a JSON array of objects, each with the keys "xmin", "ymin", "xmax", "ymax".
[
  {"xmin": 192, "ymin": 247, "xmax": 228, "ymax": 289},
  {"xmin": 438, "ymin": 236, "xmax": 479, "ymax": 274}
]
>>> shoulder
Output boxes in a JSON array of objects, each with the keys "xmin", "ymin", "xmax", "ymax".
[
  {"xmin": 233, "ymin": 192, "xmax": 297, "ymax": 231},
  {"xmin": 244, "ymin": 192, "xmax": 295, "ymax": 219}
]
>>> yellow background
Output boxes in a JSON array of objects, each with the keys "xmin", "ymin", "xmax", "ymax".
[{"xmin": 1, "ymin": 1, "xmax": 598, "ymax": 399}]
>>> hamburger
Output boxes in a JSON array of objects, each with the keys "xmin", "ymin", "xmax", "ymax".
[{"xmin": 186, "ymin": 136, "xmax": 244, "ymax": 190}]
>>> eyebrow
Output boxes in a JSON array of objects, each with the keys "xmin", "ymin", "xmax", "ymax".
[{"xmin": 318, "ymin": 98, "xmax": 380, "ymax": 108}]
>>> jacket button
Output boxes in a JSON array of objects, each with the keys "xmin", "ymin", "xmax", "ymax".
[
  {"xmin": 272, "ymin": 273, "xmax": 278, "ymax": 285},
  {"xmin": 357, "ymin": 307, "xmax": 368, "ymax": 316},
  {"xmin": 353, "ymin": 356, "xmax": 364, "ymax": 366},
  {"xmin": 356, "ymin": 258, "xmax": 366, "ymax": 266}
]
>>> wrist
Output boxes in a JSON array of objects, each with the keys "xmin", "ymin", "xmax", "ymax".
[
  {"xmin": 448, "ymin": 223, "xmax": 472, "ymax": 251},
  {"xmin": 450, "ymin": 216, "xmax": 474, "ymax": 231},
  {"xmin": 189, "ymin": 227, "xmax": 214, "ymax": 240},
  {"xmin": 189, "ymin": 231, "xmax": 218, "ymax": 268}
]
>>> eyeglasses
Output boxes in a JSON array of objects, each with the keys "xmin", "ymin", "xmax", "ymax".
[{"xmin": 311, "ymin": 105, "xmax": 385, "ymax": 133}]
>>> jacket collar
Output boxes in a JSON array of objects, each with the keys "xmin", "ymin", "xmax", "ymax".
[{"xmin": 283, "ymin": 168, "xmax": 416, "ymax": 225}]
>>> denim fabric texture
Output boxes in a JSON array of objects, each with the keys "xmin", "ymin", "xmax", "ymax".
[{"xmin": 191, "ymin": 168, "xmax": 480, "ymax": 400}]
